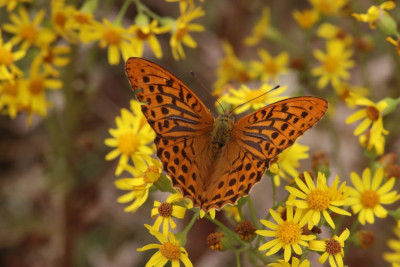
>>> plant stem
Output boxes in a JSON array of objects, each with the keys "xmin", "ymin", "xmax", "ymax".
[
  {"xmin": 182, "ymin": 209, "xmax": 200, "ymax": 236},
  {"xmin": 205, "ymin": 214, "xmax": 247, "ymax": 247},
  {"xmin": 235, "ymin": 251, "xmax": 241, "ymax": 267},
  {"xmin": 247, "ymin": 197, "xmax": 260, "ymax": 229},
  {"xmin": 115, "ymin": 0, "xmax": 132, "ymax": 25}
]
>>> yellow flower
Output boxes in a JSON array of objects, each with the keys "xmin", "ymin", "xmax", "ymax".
[
  {"xmin": 285, "ymin": 172, "xmax": 351, "ymax": 229},
  {"xmin": 152, "ymin": 193, "xmax": 187, "ymax": 236},
  {"xmin": 213, "ymin": 42, "xmax": 251, "ymax": 96},
  {"xmin": 334, "ymin": 84, "xmax": 369, "ymax": 108},
  {"xmin": 309, "ymin": 0, "xmax": 348, "ymax": 16},
  {"xmin": 104, "ymin": 100, "xmax": 155, "ymax": 175},
  {"xmin": 170, "ymin": 5, "xmax": 205, "ymax": 60},
  {"xmin": 383, "ymin": 226, "xmax": 400, "ymax": 266},
  {"xmin": 80, "ymin": 18, "xmax": 136, "ymax": 65},
  {"xmin": 352, "ymin": 1, "xmax": 396, "ymax": 29},
  {"xmin": 250, "ymin": 49, "xmax": 289, "ymax": 82},
  {"xmin": 308, "ymin": 228, "xmax": 350, "ymax": 267},
  {"xmin": 244, "ymin": 7, "xmax": 271, "ymax": 46},
  {"xmin": 312, "ymin": 39, "xmax": 355, "ymax": 89},
  {"xmin": 316, "ymin": 23, "xmax": 353, "ymax": 46},
  {"xmin": 346, "ymin": 96, "xmax": 388, "ymax": 155},
  {"xmin": 51, "ymin": 0, "xmax": 78, "ymax": 42},
  {"xmin": 347, "ymin": 168, "xmax": 400, "ymax": 225},
  {"xmin": 0, "ymin": 30, "xmax": 25, "ymax": 80},
  {"xmin": 269, "ymin": 142, "xmax": 309, "ymax": 187},
  {"xmin": 268, "ymin": 257, "xmax": 310, "ymax": 267},
  {"xmin": 19, "ymin": 58, "xmax": 63, "ymax": 125},
  {"xmin": 257, "ymin": 205, "xmax": 316, "ymax": 262},
  {"xmin": 359, "ymin": 129, "xmax": 386, "ymax": 156},
  {"xmin": 36, "ymin": 45, "xmax": 71, "ymax": 76},
  {"xmin": 223, "ymin": 206, "xmax": 241, "ymax": 223},
  {"xmin": 218, "ymin": 84, "xmax": 287, "ymax": 114},
  {"xmin": 129, "ymin": 15, "xmax": 171, "ymax": 59},
  {"xmin": 0, "ymin": 0, "xmax": 31, "ymax": 12},
  {"xmin": 293, "ymin": 9, "xmax": 320, "ymax": 30},
  {"xmin": 0, "ymin": 77, "xmax": 21, "ymax": 118},
  {"xmin": 115, "ymin": 157, "xmax": 162, "ymax": 212},
  {"xmin": 387, "ymin": 36, "xmax": 400, "ymax": 56},
  {"xmin": 3, "ymin": 7, "xmax": 45, "ymax": 49},
  {"xmin": 138, "ymin": 224, "xmax": 193, "ymax": 267}
]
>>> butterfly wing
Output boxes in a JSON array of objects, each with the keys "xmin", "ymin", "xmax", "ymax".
[
  {"xmin": 203, "ymin": 97, "xmax": 328, "ymax": 210},
  {"xmin": 126, "ymin": 58, "xmax": 214, "ymax": 206}
]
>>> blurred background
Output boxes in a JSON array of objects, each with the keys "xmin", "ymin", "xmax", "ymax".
[{"xmin": 0, "ymin": 0, "xmax": 399, "ymax": 266}]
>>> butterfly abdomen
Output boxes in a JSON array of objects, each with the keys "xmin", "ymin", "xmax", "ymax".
[{"xmin": 210, "ymin": 115, "xmax": 234, "ymax": 157}]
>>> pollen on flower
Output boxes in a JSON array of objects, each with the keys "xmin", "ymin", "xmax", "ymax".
[
  {"xmin": 0, "ymin": 48, "xmax": 14, "ymax": 65},
  {"xmin": 103, "ymin": 29, "xmax": 122, "ymax": 45},
  {"xmin": 117, "ymin": 133, "xmax": 140, "ymax": 156},
  {"xmin": 307, "ymin": 189, "xmax": 330, "ymax": 211},
  {"xmin": 276, "ymin": 221, "xmax": 302, "ymax": 245},
  {"xmin": 20, "ymin": 24, "xmax": 37, "ymax": 42},
  {"xmin": 235, "ymin": 220, "xmax": 256, "ymax": 241},
  {"xmin": 3, "ymin": 81, "xmax": 18, "ymax": 96},
  {"xmin": 144, "ymin": 166, "xmax": 160, "ymax": 183},
  {"xmin": 54, "ymin": 12, "xmax": 67, "ymax": 27},
  {"xmin": 137, "ymin": 29, "xmax": 151, "ymax": 40},
  {"xmin": 29, "ymin": 79, "xmax": 45, "ymax": 94},
  {"xmin": 264, "ymin": 62, "xmax": 278, "ymax": 75},
  {"xmin": 158, "ymin": 202, "xmax": 173, "ymax": 217},
  {"xmin": 325, "ymin": 238, "xmax": 341, "ymax": 255},
  {"xmin": 358, "ymin": 230, "xmax": 375, "ymax": 249},
  {"xmin": 175, "ymin": 26, "xmax": 188, "ymax": 41},
  {"xmin": 360, "ymin": 190, "xmax": 380, "ymax": 208},
  {"xmin": 159, "ymin": 241, "xmax": 181, "ymax": 260},
  {"xmin": 207, "ymin": 232, "xmax": 224, "ymax": 250},
  {"xmin": 323, "ymin": 56, "xmax": 339, "ymax": 73},
  {"xmin": 366, "ymin": 106, "xmax": 380, "ymax": 121}
]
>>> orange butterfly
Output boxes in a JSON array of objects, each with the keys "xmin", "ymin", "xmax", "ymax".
[{"xmin": 126, "ymin": 58, "xmax": 328, "ymax": 212}]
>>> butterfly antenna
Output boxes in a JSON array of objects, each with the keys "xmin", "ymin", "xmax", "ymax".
[
  {"xmin": 190, "ymin": 70, "xmax": 226, "ymax": 114},
  {"xmin": 229, "ymin": 85, "xmax": 281, "ymax": 116}
]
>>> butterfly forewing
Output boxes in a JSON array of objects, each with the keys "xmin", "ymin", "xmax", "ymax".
[
  {"xmin": 126, "ymin": 58, "xmax": 214, "ymax": 138},
  {"xmin": 234, "ymin": 97, "xmax": 328, "ymax": 161}
]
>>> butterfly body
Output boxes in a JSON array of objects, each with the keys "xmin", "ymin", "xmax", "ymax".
[{"xmin": 126, "ymin": 57, "xmax": 328, "ymax": 212}]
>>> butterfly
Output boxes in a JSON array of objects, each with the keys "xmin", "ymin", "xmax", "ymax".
[{"xmin": 126, "ymin": 57, "xmax": 328, "ymax": 212}]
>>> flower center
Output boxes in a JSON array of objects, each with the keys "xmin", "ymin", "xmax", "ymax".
[
  {"xmin": 0, "ymin": 48, "xmax": 14, "ymax": 65},
  {"xmin": 264, "ymin": 61, "xmax": 278, "ymax": 75},
  {"xmin": 137, "ymin": 28, "xmax": 151, "ymax": 40},
  {"xmin": 236, "ymin": 70, "xmax": 250, "ymax": 83},
  {"xmin": 245, "ymin": 89, "xmax": 265, "ymax": 103},
  {"xmin": 29, "ymin": 78, "xmax": 44, "ymax": 94},
  {"xmin": 235, "ymin": 220, "xmax": 256, "ymax": 241},
  {"xmin": 143, "ymin": 166, "xmax": 160, "ymax": 183},
  {"xmin": 323, "ymin": 55, "xmax": 339, "ymax": 73},
  {"xmin": 54, "ymin": 12, "xmax": 67, "ymax": 27},
  {"xmin": 43, "ymin": 49, "xmax": 54, "ymax": 63},
  {"xmin": 74, "ymin": 13, "xmax": 92, "ymax": 25},
  {"xmin": 325, "ymin": 239, "xmax": 341, "ymax": 255},
  {"xmin": 20, "ymin": 24, "xmax": 37, "ymax": 42},
  {"xmin": 159, "ymin": 242, "xmax": 180, "ymax": 260},
  {"xmin": 103, "ymin": 29, "xmax": 122, "ymax": 45},
  {"xmin": 360, "ymin": 189, "xmax": 380, "ymax": 208},
  {"xmin": 366, "ymin": 106, "xmax": 380, "ymax": 121},
  {"xmin": 175, "ymin": 25, "xmax": 188, "ymax": 41},
  {"xmin": 2, "ymin": 81, "xmax": 18, "ymax": 96},
  {"xmin": 306, "ymin": 189, "xmax": 330, "ymax": 211},
  {"xmin": 276, "ymin": 221, "xmax": 302, "ymax": 245},
  {"xmin": 117, "ymin": 133, "xmax": 140, "ymax": 156},
  {"xmin": 158, "ymin": 202, "xmax": 173, "ymax": 217},
  {"xmin": 207, "ymin": 232, "xmax": 224, "ymax": 250}
]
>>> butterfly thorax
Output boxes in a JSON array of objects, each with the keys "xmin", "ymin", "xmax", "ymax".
[{"xmin": 210, "ymin": 115, "xmax": 234, "ymax": 157}]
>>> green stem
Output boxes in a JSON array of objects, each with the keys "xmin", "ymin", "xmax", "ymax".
[
  {"xmin": 205, "ymin": 214, "xmax": 248, "ymax": 247},
  {"xmin": 247, "ymin": 197, "xmax": 260, "ymax": 229},
  {"xmin": 133, "ymin": 0, "xmax": 164, "ymax": 21},
  {"xmin": 235, "ymin": 252, "xmax": 241, "ymax": 267},
  {"xmin": 182, "ymin": 209, "xmax": 200, "ymax": 236},
  {"xmin": 114, "ymin": 0, "xmax": 132, "ymax": 25},
  {"xmin": 271, "ymin": 175, "xmax": 277, "ymax": 207}
]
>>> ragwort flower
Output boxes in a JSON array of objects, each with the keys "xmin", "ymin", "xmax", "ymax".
[
  {"xmin": 268, "ymin": 257, "xmax": 310, "ymax": 267},
  {"xmin": 257, "ymin": 205, "xmax": 316, "ymax": 262},
  {"xmin": 0, "ymin": 30, "xmax": 25, "ymax": 80},
  {"xmin": 152, "ymin": 193, "xmax": 187, "ymax": 236},
  {"xmin": 218, "ymin": 84, "xmax": 287, "ymax": 114},
  {"xmin": 170, "ymin": 5, "xmax": 205, "ymax": 60},
  {"xmin": 138, "ymin": 224, "xmax": 193, "ymax": 267},
  {"xmin": 244, "ymin": 6, "xmax": 271, "ymax": 46},
  {"xmin": 115, "ymin": 157, "xmax": 162, "ymax": 212},
  {"xmin": 352, "ymin": 1, "xmax": 396, "ymax": 29},
  {"xmin": 347, "ymin": 168, "xmax": 400, "ymax": 225},
  {"xmin": 105, "ymin": 100, "xmax": 155, "ymax": 175},
  {"xmin": 312, "ymin": 39, "xmax": 355, "ymax": 89},
  {"xmin": 3, "ymin": 7, "xmax": 45, "ymax": 49},
  {"xmin": 309, "ymin": 0, "xmax": 348, "ymax": 16},
  {"xmin": 293, "ymin": 9, "xmax": 320, "ymax": 30},
  {"xmin": 308, "ymin": 228, "xmax": 350, "ymax": 267},
  {"xmin": 0, "ymin": 0, "xmax": 31, "ymax": 11},
  {"xmin": 250, "ymin": 49, "xmax": 289, "ymax": 82},
  {"xmin": 0, "ymin": 78, "xmax": 21, "ymax": 118},
  {"xmin": 383, "ymin": 226, "xmax": 400, "ymax": 266},
  {"xmin": 285, "ymin": 172, "xmax": 351, "ymax": 229}
]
